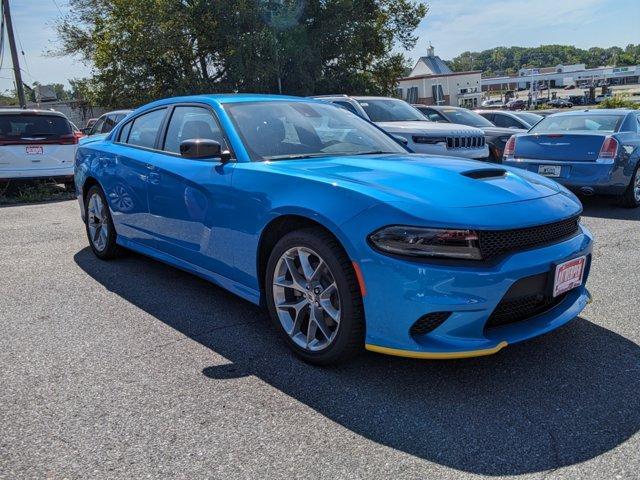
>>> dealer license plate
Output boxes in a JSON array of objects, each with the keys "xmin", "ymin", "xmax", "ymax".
[
  {"xmin": 552, "ymin": 256, "xmax": 586, "ymax": 297},
  {"xmin": 538, "ymin": 165, "xmax": 561, "ymax": 177},
  {"xmin": 26, "ymin": 146, "xmax": 43, "ymax": 155}
]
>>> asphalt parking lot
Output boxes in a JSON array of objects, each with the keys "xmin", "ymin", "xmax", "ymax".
[{"xmin": 1, "ymin": 198, "xmax": 639, "ymax": 479}]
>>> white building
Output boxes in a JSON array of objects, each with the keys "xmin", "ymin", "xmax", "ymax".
[
  {"xmin": 397, "ymin": 46, "xmax": 483, "ymax": 108},
  {"xmin": 482, "ymin": 63, "xmax": 640, "ymax": 92}
]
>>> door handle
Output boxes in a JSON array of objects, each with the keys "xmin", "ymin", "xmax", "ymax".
[{"xmin": 148, "ymin": 172, "xmax": 160, "ymax": 185}]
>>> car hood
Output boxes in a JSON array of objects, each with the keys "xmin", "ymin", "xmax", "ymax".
[
  {"xmin": 375, "ymin": 121, "xmax": 484, "ymax": 136},
  {"xmin": 268, "ymin": 154, "xmax": 567, "ymax": 209}
]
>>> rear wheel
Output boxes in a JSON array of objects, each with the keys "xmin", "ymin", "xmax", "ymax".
[
  {"xmin": 85, "ymin": 185, "xmax": 119, "ymax": 259},
  {"xmin": 265, "ymin": 227, "xmax": 365, "ymax": 365},
  {"xmin": 619, "ymin": 164, "xmax": 640, "ymax": 208}
]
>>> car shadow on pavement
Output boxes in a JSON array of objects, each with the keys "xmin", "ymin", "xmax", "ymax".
[
  {"xmin": 74, "ymin": 247, "xmax": 640, "ymax": 476},
  {"xmin": 580, "ymin": 196, "xmax": 640, "ymax": 220}
]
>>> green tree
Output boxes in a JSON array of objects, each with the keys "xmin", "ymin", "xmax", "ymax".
[{"xmin": 56, "ymin": 0, "xmax": 428, "ymax": 108}]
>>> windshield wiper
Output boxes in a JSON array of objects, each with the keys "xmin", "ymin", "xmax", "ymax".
[
  {"xmin": 264, "ymin": 153, "xmax": 332, "ymax": 161},
  {"xmin": 351, "ymin": 151, "xmax": 396, "ymax": 155}
]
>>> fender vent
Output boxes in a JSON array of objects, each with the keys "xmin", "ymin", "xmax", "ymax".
[
  {"xmin": 462, "ymin": 168, "xmax": 507, "ymax": 179},
  {"xmin": 409, "ymin": 312, "xmax": 451, "ymax": 337}
]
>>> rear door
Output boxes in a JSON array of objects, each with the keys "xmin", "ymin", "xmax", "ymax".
[{"xmin": 0, "ymin": 112, "xmax": 76, "ymax": 179}]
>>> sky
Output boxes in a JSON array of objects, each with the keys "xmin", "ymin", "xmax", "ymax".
[{"xmin": 1, "ymin": 0, "xmax": 639, "ymax": 92}]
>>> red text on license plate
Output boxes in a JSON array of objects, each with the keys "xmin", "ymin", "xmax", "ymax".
[
  {"xmin": 26, "ymin": 146, "xmax": 43, "ymax": 155},
  {"xmin": 553, "ymin": 256, "xmax": 586, "ymax": 297}
]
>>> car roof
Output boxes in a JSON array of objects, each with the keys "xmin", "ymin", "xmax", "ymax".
[
  {"xmin": 102, "ymin": 109, "xmax": 133, "ymax": 115},
  {"xmin": 137, "ymin": 94, "xmax": 326, "ymax": 111},
  {"xmin": 0, "ymin": 108, "xmax": 67, "ymax": 117},
  {"xmin": 546, "ymin": 109, "xmax": 634, "ymax": 117}
]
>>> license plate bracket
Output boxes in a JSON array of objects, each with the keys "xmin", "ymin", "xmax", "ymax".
[
  {"xmin": 538, "ymin": 165, "xmax": 561, "ymax": 177},
  {"xmin": 551, "ymin": 256, "xmax": 586, "ymax": 298},
  {"xmin": 26, "ymin": 146, "xmax": 43, "ymax": 155}
]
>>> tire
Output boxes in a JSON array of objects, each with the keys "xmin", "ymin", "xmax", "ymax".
[
  {"xmin": 84, "ymin": 184, "xmax": 119, "ymax": 259},
  {"xmin": 265, "ymin": 227, "xmax": 365, "ymax": 365},
  {"xmin": 619, "ymin": 164, "xmax": 640, "ymax": 208}
]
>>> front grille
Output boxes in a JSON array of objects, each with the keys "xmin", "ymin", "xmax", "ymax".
[
  {"xmin": 479, "ymin": 216, "xmax": 580, "ymax": 260},
  {"xmin": 447, "ymin": 136, "xmax": 485, "ymax": 149},
  {"xmin": 485, "ymin": 271, "xmax": 572, "ymax": 330},
  {"xmin": 409, "ymin": 312, "xmax": 451, "ymax": 337}
]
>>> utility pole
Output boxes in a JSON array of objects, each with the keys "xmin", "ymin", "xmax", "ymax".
[{"xmin": 2, "ymin": 0, "xmax": 27, "ymax": 108}]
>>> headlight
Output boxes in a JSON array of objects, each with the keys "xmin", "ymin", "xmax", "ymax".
[{"xmin": 368, "ymin": 226, "xmax": 481, "ymax": 260}]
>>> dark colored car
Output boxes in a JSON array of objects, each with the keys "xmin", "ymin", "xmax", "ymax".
[
  {"xmin": 547, "ymin": 98, "xmax": 573, "ymax": 108},
  {"xmin": 505, "ymin": 99, "xmax": 527, "ymax": 111},
  {"xmin": 475, "ymin": 110, "xmax": 544, "ymax": 130},
  {"xmin": 413, "ymin": 105, "xmax": 525, "ymax": 162}
]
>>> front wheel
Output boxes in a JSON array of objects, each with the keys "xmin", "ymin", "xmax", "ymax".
[
  {"xmin": 265, "ymin": 227, "xmax": 365, "ymax": 365},
  {"xmin": 85, "ymin": 185, "xmax": 119, "ymax": 259},
  {"xmin": 619, "ymin": 164, "xmax": 640, "ymax": 208}
]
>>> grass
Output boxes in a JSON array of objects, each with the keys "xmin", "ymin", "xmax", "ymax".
[{"xmin": 0, "ymin": 181, "xmax": 76, "ymax": 206}]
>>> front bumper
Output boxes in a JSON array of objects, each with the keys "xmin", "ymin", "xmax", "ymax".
[
  {"xmin": 349, "ymin": 224, "xmax": 593, "ymax": 359},
  {"xmin": 504, "ymin": 159, "xmax": 628, "ymax": 195}
]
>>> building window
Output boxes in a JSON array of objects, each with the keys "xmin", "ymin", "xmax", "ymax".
[{"xmin": 406, "ymin": 86, "xmax": 419, "ymax": 104}]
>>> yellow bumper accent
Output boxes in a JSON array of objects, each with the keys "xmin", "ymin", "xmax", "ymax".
[{"xmin": 365, "ymin": 341, "xmax": 508, "ymax": 360}]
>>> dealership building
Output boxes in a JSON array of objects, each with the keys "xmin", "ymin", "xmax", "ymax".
[
  {"xmin": 397, "ymin": 46, "xmax": 483, "ymax": 108},
  {"xmin": 481, "ymin": 63, "xmax": 640, "ymax": 91}
]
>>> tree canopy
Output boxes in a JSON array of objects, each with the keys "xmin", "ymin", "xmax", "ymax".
[
  {"xmin": 448, "ymin": 44, "xmax": 640, "ymax": 77},
  {"xmin": 56, "ymin": 0, "xmax": 428, "ymax": 108}
]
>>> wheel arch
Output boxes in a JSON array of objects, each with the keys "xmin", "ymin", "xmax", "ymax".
[{"xmin": 256, "ymin": 213, "xmax": 358, "ymax": 304}]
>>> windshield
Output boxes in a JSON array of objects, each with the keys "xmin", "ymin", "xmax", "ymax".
[
  {"xmin": 439, "ymin": 108, "xmax": 493, "ymax": 128},
  {"xmin": 0, "ymin": 114, "xmax": 72, "ymax": 142},
  {"xmin": 224, "ymin": 101, "xmax": 408, "ymax": 161},
  {"xmin": 529, "ymin": 114, "xmax": 623, "ymax": 133},
  {"xmin": 513, "ymin": 112, "xmax": 543, "ymax": 126},
  {"xmin": 356, "ymin": 98, "xmax": 426, "ymax": 122}
]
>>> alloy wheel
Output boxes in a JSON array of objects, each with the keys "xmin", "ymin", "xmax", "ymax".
[
  {"xmin": 87, "ymin": 192, "xmax": 109, "ymax": 252},
  {"xmin": 272, "ymin": 246, "xmax": 341, "ymax": 352}
]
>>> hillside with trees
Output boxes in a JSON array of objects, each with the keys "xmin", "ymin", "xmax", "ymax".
[{"xmin": 448, "ymin": 44, "xmax": 640, "ymax": 77}]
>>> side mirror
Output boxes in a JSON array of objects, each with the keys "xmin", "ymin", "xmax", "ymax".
[
  {"xmin": 180, "ymin": 139, "xmax": 231, "ymax": 162},
  {"xmin": 392, "ymin": 134, "xmax": 408, "ymax": 146}
]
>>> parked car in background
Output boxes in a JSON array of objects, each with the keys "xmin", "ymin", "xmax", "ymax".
[
  {"xmin": 75, "ymin": 94, "xmax": 593, "ymax": 364},
  {"xmin": 503, "ymin": 109, "xmax": 640, "ymax": 207},
  {"xmin": 481, "ymin": 99, "xmax": 504, "ymax": 108},
  {"xmin": 546, "ymin": 98, "xmax": 573, "ymax": 108},
  {"xmin": 476, "ymin": 110, "xmax": 544, "ymax": 130},
  {"xmin": 505, "ymin": 99, "xmax": 527, "ymax": 111},
  {"xmin": 595, "ymin": 93, "xmax": 613, "ymax": 104},
  {"xmin": 313, "ymin": 95, "xmax": 488, "ymax": 160},
  {"xmin": 413, "ymin": 105, "xmax": 525, "ymax": 162},
  {"xmin": 0, "ymin": 109, "xmax": 80, "ymax": 187},
  {"xmin": 84, "ymin": 118, "xmax": 98, "ymax": 131},
  {"xmin": 83, "ymin": 110, "xmax": 133, "ymax": 136}
]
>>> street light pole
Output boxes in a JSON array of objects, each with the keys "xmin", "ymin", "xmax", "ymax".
[{"xmin": 2, "ymin": 0, "xmax": 27, "ymax": 108}]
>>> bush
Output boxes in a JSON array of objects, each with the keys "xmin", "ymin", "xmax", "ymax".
[{"xmin": 597, "ymin": 95, "xmax": 640, "ymax": 109}]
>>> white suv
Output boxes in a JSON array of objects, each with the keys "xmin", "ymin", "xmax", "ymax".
[
  {"xmin": 0, "ymin": 109, "xmax": 79, "ymax": 184},
  {"xmin": 312, "ymin": 96, "xmax": 489, "ymax": 160}
]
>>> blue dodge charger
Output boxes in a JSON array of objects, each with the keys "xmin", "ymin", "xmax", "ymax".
[
  {"xmin": 75, "ymin": 94, "xmax": 593, "ymax": 365},
  {"xmin": 503, "ymin": 109, "xmax": 640, "ymax": 207}
]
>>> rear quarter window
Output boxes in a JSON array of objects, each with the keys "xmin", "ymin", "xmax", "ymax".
[{"xmin": 125, "ymin": 109, "xmax": 167, "ymax": 149}]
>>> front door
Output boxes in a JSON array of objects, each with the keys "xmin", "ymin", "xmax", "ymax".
[{"xmin": 145, "ymin": 105, "xmax": 236, "ymax": 278}]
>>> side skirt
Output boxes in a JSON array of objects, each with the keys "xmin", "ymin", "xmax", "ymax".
[{"xmin": 116, "ymin": 236, "xmax": 261, "ymax": 305}]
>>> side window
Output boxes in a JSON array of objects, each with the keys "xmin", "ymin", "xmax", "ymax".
[
  {"xmin": 163, "ymin": 106, "xmax": 226, "ymax": 154},
  {"xmin": 333, "ymin": 101, "xmax": 360, "ymax": 116},
  {"xmin": 118, "ymin": 121, "xmax": 133, "ymax": 142},
  {"xmin": 425, "ymin": 109, "xmax": 447, "ymax": 122},
  {"xmin": 479, "ymin": 112, "xmax": 493, "ymax": 123},
  {"xmin": 90, "ymin": 116, "xmax": 106, "ymax": 135},
  {"xmin": 101, "ymin": 115, "xmax": 116, "ymax": 133},
  {"xmin": 126, "ymin": 109, "xmax": 167, "ymax": 149},
  {"xmin": 494, "ymin": 114, "xmax": 520, "ymax": 129}
]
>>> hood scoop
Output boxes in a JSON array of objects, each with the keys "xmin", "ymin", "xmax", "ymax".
[{"xmin": 462, "ymin": 168, "xmax": 507, "ymax": 180}]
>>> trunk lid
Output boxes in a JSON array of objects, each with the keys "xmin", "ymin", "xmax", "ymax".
[{"xmin": 514, "ymin": 133, "xmax": 606, "ymax": 162}]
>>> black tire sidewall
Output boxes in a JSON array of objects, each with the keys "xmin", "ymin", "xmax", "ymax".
[
  {"xmin": 85, "ymin": 185, "xmax": 119, "ymax": 259},
  {"xmin": 265, "ymin": 228, "xmax": 364, "ymax": 364},
  {"xmin": 621, "ymin": 164, "xmax": 640, "ymax": 208}
]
